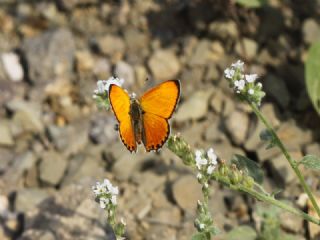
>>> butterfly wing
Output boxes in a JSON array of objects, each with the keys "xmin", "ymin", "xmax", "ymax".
[
  {"xmin": 140, "ymin": 80, "xmax": 180, "ymax": 151},
  {"xmin": 142, "ymin": 112, "xmax": 170, "ymax": 152},
  {"xmin": 140, "ymin": 80, "xmax": 180, "ymax": 118},
  {"xmin": 109, "ymin": 84, "xmax": 136, "ymax": 152}
]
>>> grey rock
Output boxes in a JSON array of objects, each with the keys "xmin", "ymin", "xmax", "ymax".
[
  {"xmin": 7, "ymin": 99, "xmax": 44, "ymax": 134},
  {"xmin": 57, "ymin": 0, "xmax": 98, "ymax": 10},
  {"xmin": 0, "ymin": 120, "xmax": 14, "ymax": 146},
  {"xmin": 15, "ymin": 188, "xmax": 49, "ymax": 212},
  {"xmin": 188, "ymin": 40, "xmax": 213, "ymax": 66},
  {"xmin": 214, "ymin": 139, "xmax": 245, "ymax": 162},
  {"xmin": 134, "ymin": 172, "xmax": 166, "ymax": 194},
  {"xmin": 22, "ymin": 28, "xmax": 75, "ymax": 86},
  {"xmin": 204, "ymin": 64, "xmax": 219, "ymax": 83},
  {"xmin": 280, "ymin": 211, "xmax": 303, "ymax": 233},
  {"xmin": 303, "ymin": 19, "xmax": 320, "ymax": 44},
  {"xmin": 305, "ymin": 143, "xmax": 320, "ymax": 156},
  {"xmin": 264, "ymin": 74, "xmax": 290, "ymax": 108},
  {"xmin": 257, "ymin": 48, "xmax": 281, "ymax": 66},
  {"xmin": 93, "ymin": 58, "xmax": 111, "ymax": 80},
  {"xmin": 75, "ymin": 50, "xmax": 95, "ymax": 72},
  {"xmin": 148, "ymin": 49, "xmax": 180, "ymax": 81},
  {"xmin": 89, "ymin": 114, "xmax": 118, "ymax": 144},
  {"xmin": 39, "ymin": 151, "xmax": 68, "ymax": 186},
  {"xmin": 268, "ymin": 150, "xmax": 302, "ymax": 186},
  {"xmin": 96, "ymin": 34, "xmax": 125, "ymax": 58},
  {"xmin": 182, "ymin": 122, "xmax": 204, "ymax": 147},
  {"xmin": 1, "ymin": 52, "xmax": 24, "ymax": 82},
  {"xmin": 225, "ymin": 110, "xmax": 249, "ymax": 146},
  {"xmin": 209, "ymin": 21, "xmax": 238, "ymax": 40},
  {"xmin": 150, "ymin": 205, "xmax": 181, "ymax": 227},
  {"xmin": 123, "ymin": 28, "xmax": 149, "ymax": 54},
  {"xmin": 174, "ymin": 89, "xmax": 213, "ymax": 122},
  {"xmin": 0, "ymin": 147, "xmax": 14, "ymax": 172},
  {"xmin": 244, "ymin": 120, "xmax": 264, "ymax": 152},
  {"xmin": 145, "ymin": 225, "xmax": 176, "ymax": 240},
  {"xmin": 172, "ymin": 175, "xmax": 202, "ymax": 213},
  {"xmin": 125, "ymin": 191, "xmax": 152, "ymax": 219},
  {"xmin": 19, "ymin": 229, "xmax": 56, "ymax": 240},
  {"xmin": 47, "ymin": 119, "xmax": 89, "ymax": 156},
  {"xmin": 235, "ymin": 38, "xmax": 258, "ymax": 60},
  {"xmin": 114, "ymin": 61, "xmax": 135, "ymax": 87}
]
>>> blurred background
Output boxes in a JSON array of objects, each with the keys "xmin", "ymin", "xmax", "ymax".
[{"xmin": 0, "ymin": 0, "xmax": 319, "ymax": 239}]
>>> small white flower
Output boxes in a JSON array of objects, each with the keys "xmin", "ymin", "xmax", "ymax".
[
  {"xmin": 195, "ymin": 151, "xmax": 208, "ymax": 170},
  {"xmin": 224, "ymin": 68, "xmax": 235, "ymax": 79},
  {"xmin": 99, "ymin": 197, "xmax": 109, "ymax": 209},
  {"xmin": 248, "ymin": 89, "xmax": 254, "ymax": 95},
  {"xmin": 199, "ymin": 223, "xmax": 205, "ymax": 230},
  {"xmin": 207, "ymin": 165, "xmax": 215, "ymax": 174},
  {"xmin": 197, "ymin": 173, "xmax": 202, "ymax": 180},
  {"xmin": 207, "ymin": 148, "xmax": 217, "ymax": 165},
  {"xmin": 234, "ymin": 79, "xmax": 246, "ymax": 91},
  {"xmin": 204, "ymin": 183, "xmax": 209, "ymax": 188},
  {"xmin": 257, "ymin": 82, "xmax": 262, "ymax": 88},
  {"xmin": 92, "ymin": 182, "xmax": 106, "ymax": 196},
  {"xmin": 111, "ymin": 195, "xmax": 117, "ymax": 205},
  {"xmin": 120, "ymin": 218, "xmax": 126, "ymax": 226},
  {"xmin": 245, "ymin": 74, "xmax": 258, "ymax": 83},
  {"xmin": 231, "ymin": 60, "xmax": 244, "ymax": 70},
  {"xmin": 97, "ymin": 80, "xmax": 105, "ymax": 94}
]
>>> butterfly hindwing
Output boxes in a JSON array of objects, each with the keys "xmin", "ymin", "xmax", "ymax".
[
  {"xmin": 142, "ymin": 112, "xmax": 170, "ymax": 152},
  {"xmin": 140, "ymin": 80, "xmax": 180, "ymax": 118},
  {"xmin": 109, "ymin": 84, "xmax": 136, "ymax": 152}
]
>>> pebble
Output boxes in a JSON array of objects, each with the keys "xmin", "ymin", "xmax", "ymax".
[
  {"xmin": 188, "ymin": 40, "xmax": 214, "ymax": 66},
  {"xmin": 174, "ymin": 89, "xmax": 213, "ymax": 122},
  {"xmin": 96, "ymin": 34, "xmax": 125, "ymax": 60},
  {"xmin": 1, "ymin": 52, "xmax": 24, "ymax": 82},
  {"xmin": 75, "ymin": 50, "xmax": 95, "ymax": 72},
  {"xmin": 15, "ymin": 188, "xmax": 49, "ymax": 212},
  {"xmin": 22, "ymin": 28, "xmax": 75, "ymax": 86},
  {"xmin": 225, "ymin": 110, "xmax": 249, "ymax": 146},
  {"xmin": 209, "ymin": 21, "xmax": 238, "ymax": 40},
  {"xmin": 0, "ymin": 120, "xmax": 14, "ymax": 146},
  {"xmin": 235, "ymin": 38, "xmax": 258, "ymax": 60},
  {"xmin": 280, "ymin": 211, "xmax": 303, "ymax": 233},
  {"xmin": 148, "ymin": 49, "xmax": 180, "ymax": 81},
  {"xmin": 172, "ymin": 175, "xmax": 202, "ymax": 213},
  {"xmin": 39, "ymin": 151, "xmax": 68, "ymax": 186},
  {"xmin": 114, "ymin": 61, "xmax": 135, "ymax": 87},
  {"xmin": 303, "ymin": 18, "xmax": 320, "ymax": 44},
  {"xmin": 264, "ymin": 74, "xmax": 290, "ymax": 109}
]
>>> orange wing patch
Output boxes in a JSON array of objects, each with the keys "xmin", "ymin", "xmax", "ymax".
[
  {"xmin": 142, "ymin": 112, "xmax": 170, "ymax": 152},
  {"xmin": 109, "ymin": 84, "xmax": 136, "ymax": 152},
  {"xmin": 140, "ymin": 80, "xmax": 180, "ymax": 118}
]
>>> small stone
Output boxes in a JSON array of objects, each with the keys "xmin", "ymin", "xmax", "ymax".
[
  {"xmin": 135, "ymin": 172, "xmax": 166, "ymax": 194},
  {"xmin": 268, "ymin": 150, "xmax": 302, "ymax": 186},
  {"xmin": 96, "ymin": 35, "xmax": 125, "ymax": 59},
  {"xmin": 280, "ymin": 211, "xmax": 303, "ymax": 233},
  {"xmin": 0, "ymin": 120, "xmax": 14, "ymax": 146},
  {"xmin": 172, "ymin": 175, "xmax": 202, "ymax": 213},
  {"xmin": 235, "ymin": 38, "xmax": 258, "ymax": 60},
  {"xmin": 93, "ymin": 58, "xmax": 111, "ymax": 79},
  {"xmin": 145, "ymin": 225, "xmax": 176, "ymax": 240},
  {"xmin": 39, "ymin": 151, "xmax": 68, "ymax": 185},
  {"xmin": 188, "ymin": 40, "xmax": 213, "ymax": 66},
  {"xmin": 22, "ymin": 28, "xmax": 75, "ymax": 86},
  {"xmin": 123, "ymin": 28, "xmax": 149, "ymax": 53},
  {"xmin": 134, "ymin": 65, "xmax": 148, "ymax": 87},
  {"xmin": 0, "ymin": 195, "xmax": 9, "ymax": 216},
  {"xmin": 1, "ymin": 52, "xmax": 24, "ymax": 82},
  {"xmin": 303, "ymin": 19, "xmax": 320, "ymax": 44},
  {"xmin": 126, "ymin": 192, "xmax": 152, "ymax": 219},
  {"xmin": 305, "ymin": 143, "xmax": 320, "ymax": 156},
  {"xmin": 174, "ymin": 89, "xmax": 213, "ymax": 122},
  {"xmin": 7, "ymin": 99, "xmax": 44, "ymax": 134},
  {"xmin": 148, "ymin": 49, "xmax": 180, "ymax": 81},
  {"xmin": 210, "ymin": 41, "xmax": 225, "ymax": 62},
  {"xmin": 264, "ymin": 74, "xmax": 290, "ymax": 108},
  {"xmin": 150, "ymin": 205, "xmax": 181, "ymax": 227},
  {"xmin": 225, "ymin": 110, "xmax": 249, "ymax": 145},
  {"xmin": 114, "ymin": 61, "xmax": 135, "ymax": 87},
  {"xmin": 15, "ymin": 188, "xmax": 49, "ymax": 212},
  {"xmin": 75, "ymin": 50, "xmax": 95, "ymax": 72},
  {"xmin": 209, "ymin": 21, "xmax": 238, "ymax": 40}
]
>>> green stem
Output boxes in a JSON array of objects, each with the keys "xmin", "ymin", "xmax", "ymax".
[
  {"xmin": 212, "ymin": 174, "xmax": 320, "ymax": 225},
  {"xmin": 249, "ymin": 102, "xmax": 320, "ymax": 218}
]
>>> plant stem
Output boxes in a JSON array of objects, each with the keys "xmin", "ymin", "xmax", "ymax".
[
  {"xmin": 249, "ymin": 101, "xmax": 320, "ymax": 218},
  {"xmin": 212, "ymin": 174, "xmax": 320, "ymax": 225}
]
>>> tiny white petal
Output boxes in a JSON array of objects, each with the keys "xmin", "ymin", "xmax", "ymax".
[
  {"xmin": 257, "ymin": 82, "xmax": 262, "ymax": 88},
  {"xmin": 199, "ymin": 223, "xmax": 205, "ymax": 230},
  {"xmin": 111, "ymin": 195, "xmax": 117, "ymax": 205},
  {"xmin": 224, "ymin": 68, "xmax": 235, "ymax": 79},
  {"xmin": 120, "ymin": 218, "xmax": 126, "ymax": 225},
  {"xmin": 245, "ymin": 74, "xmax": 258, "ymax": 83},
  {"xmin": 248, "ymin": 89, "xmax": 254, "ymax": 95},
  {"xmin": 231, "ymin": 60, "xmax": 244, "ymax": 70},
  {"xmin": 197, "ymin": 173, "xmax": 202, "ymax": 180},
  {"xmin": 207, "ymin": 165, "xmax": 215, "ymax": 174}
]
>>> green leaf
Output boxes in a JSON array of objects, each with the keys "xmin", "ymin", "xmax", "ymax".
[
  {"xmin": 191, "ymin": 233, "xmax": 208, "ymax": 240},
  {"xmin": 95, "ymin": 96, "xmax": 110, "ymax": 111},
  {"xmin": 281, "ymin": 233, "xmax": 301, "ymax": 240},
  {"xmin": 260, "ymin": 129, "xmax": 276, "ymax": 149},
  {"xmin": 305, "ymin": 41, "xmax": 320, "ymax": 115},
  {"xmin": 225, "ymin": 226, "xmax": 257, "ymax": 240},
  {"xmin": 299, "ymin": 155, "xmax": 320, "ymax": 170},
  {"xmin": 231, "ymin": 154, "xmax": 264, "ymax": 184},
  {"xmin": 236, "ymin": 0, "xmax": 267, "ymax": 8}
]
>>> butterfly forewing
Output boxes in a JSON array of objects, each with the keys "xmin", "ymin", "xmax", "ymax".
[
  {"xmin": 109, "ymin": 84, "xmax": 137, "ymax": 152},
  {"xmin": 140, "ymin": 80, "xmax": 180, "ymax": 118}
]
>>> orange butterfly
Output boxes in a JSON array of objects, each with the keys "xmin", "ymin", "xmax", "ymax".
[{"xmin": 109, "ymin": 80, "xmax": 180, "ymax": 152}]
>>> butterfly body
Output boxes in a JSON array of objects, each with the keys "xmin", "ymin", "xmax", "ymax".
[{"xmin": 109, "ymin": 80, "xmax": 180, "ymax": 152}]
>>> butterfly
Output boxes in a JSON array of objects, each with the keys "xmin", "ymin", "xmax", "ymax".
[{"xmin": 108, "ymin": 80, "xmax": 180, "ymax": 152}]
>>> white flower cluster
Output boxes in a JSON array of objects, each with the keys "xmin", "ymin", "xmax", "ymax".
[
  {"xmin": 195, "ymin": 148, "xmax": 218, "ymax": 179},
  {"xmin": 93, "ymin": 76, "xmax": 124, "ymax": 99},
  {"xmin": 224, "ymin": 60, "xmax": 265, "ymax": 105},
  {"xmin": 92, "ymin": 179, "xmax": 119, "ymax": 209}
]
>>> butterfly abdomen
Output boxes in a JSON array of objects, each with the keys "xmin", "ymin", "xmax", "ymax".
[{"xmin": 130, "ymin": 99, "xmax": 143, "ymax": 145}]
